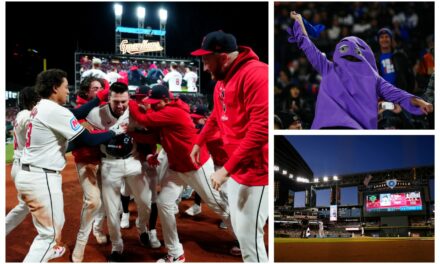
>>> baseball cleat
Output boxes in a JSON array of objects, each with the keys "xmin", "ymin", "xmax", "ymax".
[
  {"xmin": 185, "ymin": 204, "xmax": 201, "ymax": 216},
  {"xmin": 229, "ymin": 240, "xmax": 242, "ymax": 256},
  {"xmin": 120, "ymin": 212, "xmax": 130, "ymax": 229},
  {"xmin": 149, "ymin": 229, "xmax": 162, "ymax": 248},
  {"xmin": 157, "ymin": 254, "xmax": 185, "ymax": 262},
  {"xmin": 47, "ymin": 245, "xmax": 66, "ymax": 261},
  {"xmin": 181, "ymin": 187, "xmax": 194, "ymax": 199}
]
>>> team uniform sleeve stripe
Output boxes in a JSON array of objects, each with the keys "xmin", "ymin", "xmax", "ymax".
[{"xmin": 68, "ymin": 126, "xmax": 85, "ymax": 142}]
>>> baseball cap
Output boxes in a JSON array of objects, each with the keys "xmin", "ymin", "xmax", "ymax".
[
  {"xmin": 191, "ymin": 31, "xmax": 238, "ymax": 56},
  {"xmin": 133, "ymin": 85, "xmax": 151, "ymax": 100},
  {"xmin": 142, "ymin": 84, "xmax": 169, "ymax": 105},
  {"xmin": 377, "ymin": 28, "xmax": 393, "ymax": 39},
  {"xmin": 190, "ymin": 105, "xmax": 209, "ymax": 119}
]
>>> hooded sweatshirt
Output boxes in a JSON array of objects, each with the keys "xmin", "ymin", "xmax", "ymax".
[
  {"xmin": 196, "ymin": 46, "xmax": 268, "ymax": 186},
  {"xmin": 129, "ymin": 99, "xmax": 210, "ymax": 173},
  {"xmin": 288, "ymin": 21, "xmax": 423, "ymax": 129}
]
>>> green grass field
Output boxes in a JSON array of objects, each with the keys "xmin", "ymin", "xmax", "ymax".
[{"xmin": 6, "ymin": 143, "xmax": 14, "ymax": 163}]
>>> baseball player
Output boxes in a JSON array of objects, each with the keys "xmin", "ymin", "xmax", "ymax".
[
  {"xmin": 85, "ymin": 82, "xmax": 152, "ymax": 262},
  {"xmin": 129, "ymin": 85, "xmax": 232, "ymax": 262},
  {"xmin": 162, "ymin": 62, "xmax": 183, "ymax": 92},
  {"xmin": 190, "ymin": 30, "xmax": 269, "ymax": 262},
  {"xmin": 183, "ymin": 66, "xmax": 198, "ymax": 92},
  {"xmin": 6, "ymin": 86, "xmax": 40, "ymax": 235},
  {"xmin": 127, "ymin": 85, "xmax": 163, "ymax": 248},
  {"xmin": 71, "ymin": 77, "xmax": 108, "ymax": 262},
  {"xmin": 318, "ymin": 221, "xmax": 325, "ymax": 238},
  {"xmin": 81, "ymin": 57, "xmax": 108, "ymax": 82},
  {"xmin": 15, "ymin": 69, "xmax": 125, "ymax": 262},
  {"xmin": 185, "ymin": 106, "xmax": 229, "ymax": 222}
]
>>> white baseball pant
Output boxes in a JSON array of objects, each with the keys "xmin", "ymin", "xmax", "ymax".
[
  {"xmin": 157, "ymin": 157, "xmax": 232, "ymax": 258},
  {"xmin": 74, "ymin": 163, "xmax": 106, "ymax": 244},
  {"xmin": 227, "ymin": 178, "xmax": 268, "ymax": 262},
  {"xmin": 14, "ymin": 168, "xmax": 64, "ymax": 262},
  {"xmin": 6, "ymin": 159, "xmax": 30, "ymax": 235},
  {"xmin": 100, "ymin": 156, "xmax": 152, "ymax": 253}
]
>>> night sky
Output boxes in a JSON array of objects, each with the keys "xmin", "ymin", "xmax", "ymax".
[
  {"xmin": 287, "ymin": 136, "xmax": 434, "ymax": 178},
  {"xmin": 6, "ymin": 2, "xmax": 268, "ymax": 89},
  {"xmin": 288, "ymin": 136, "xmax": 434, "ymax": 208}
]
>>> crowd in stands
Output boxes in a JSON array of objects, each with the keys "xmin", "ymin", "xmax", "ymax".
[
  {"xmin": 275, "ymin": 2, "xmax": 434, "ymax": 129},
  {"xmin": 6, "ymin": 107, "xmax": 19, "ymax": 141}
]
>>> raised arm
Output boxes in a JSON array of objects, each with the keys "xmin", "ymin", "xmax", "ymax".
[{"xmin": 286, "ymin": 12, "xmax": 331, "ymax": 75}]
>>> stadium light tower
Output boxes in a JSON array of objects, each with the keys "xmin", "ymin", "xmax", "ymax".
[
  {"xmin": 158, "ymin": 8, "xmax": 167, "ymax": 57},
  {"xmin": 137, "ymin": 7, "xmax": 146, "ymax": 43},
  {"xmin": 114, "ymin": 4, "xmax": 123, "ymax": 53}
]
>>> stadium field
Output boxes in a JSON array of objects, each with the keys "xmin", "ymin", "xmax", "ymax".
[{"xmin": 275, "ymin": 237, "xmax": 434, "ymax": 262}]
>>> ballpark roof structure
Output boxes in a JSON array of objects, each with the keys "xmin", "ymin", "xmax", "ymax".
[{"xmin": 275, "ymin": 136, "xmax": 313, "ymax": 192}]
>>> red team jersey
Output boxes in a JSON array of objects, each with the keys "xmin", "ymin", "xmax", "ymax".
[
  {"xmin": 196, "ymin": 46, "xmax": 268, "ymax": 186},
  {"xmin": 130, "ymin": 99, "xmax": 210, "ymax": 173},
  {"xmin": 71, "ymin": 96, "xmax": 104, "ymax": 164}
]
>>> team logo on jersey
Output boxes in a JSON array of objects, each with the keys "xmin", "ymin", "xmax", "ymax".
[{"xmin": 70, "ymin": 117, "xmax": 81, "ymax": 131}]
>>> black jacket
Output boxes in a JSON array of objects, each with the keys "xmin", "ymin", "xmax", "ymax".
[{"xmin": 376, "ymin": 49, "xmax": 415, "ymax": 93}]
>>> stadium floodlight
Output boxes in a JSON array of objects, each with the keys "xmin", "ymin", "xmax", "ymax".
[
  {"xmin": 114, "ymin": 4, "xmax": 123, "ymax": 17},
  {"xmin": 333, "ymin": 175, "xmax": 339, "ymax": 180},
  {"xmin": 282, "ymin": 170, "xmax": 287, "ymax": 175},
  {"xmin": 323, "ymin": 176, "xmax": 329, "ymax": 182},
  {"xmin": 159, "ymin": 8, "xmax": 168, "ymax": 22},
  {"xmin": 274, "ymin": 165, "xmax": 279, "ymax": 171},
  {"xmin": 314, "ymin": 178, "xmax": 319, "ymax": 183},
  {"xmin": 137, "ymin": 7, "xmax": 146, "ymax": 20},
  {"xmin": 296, "ymin": 176, "xmax": 309, "ymax": 183},
  {"xmin": 289, "ymin": 174, "xmax": 293, "ymax": 179}
]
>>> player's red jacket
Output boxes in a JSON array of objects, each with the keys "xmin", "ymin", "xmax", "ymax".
[
  {"xmin": 72, "ymin": 96, "xmax": 103, "ymax": 164},
  {"xmin": 196, "ymin": 46, "xmax": 268, "ymax": 186},
  {"xmin": 206, "ymin": 133, "xmax": 228, "ymax": 167},
  {"xmin": 129, "ymin": 99, "xmax": 210, "ymax": 173}
]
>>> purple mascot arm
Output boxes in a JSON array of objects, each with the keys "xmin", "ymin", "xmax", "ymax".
[
  {"xmin": 376, "ymin": 76, "xmax": 424, "ymax": 115},
  {"xmin": 287, "ymin": 21, "xmax": 331, "ymax": 75}
]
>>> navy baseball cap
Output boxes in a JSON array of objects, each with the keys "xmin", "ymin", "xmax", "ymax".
[
  {"xmin": 191, "ymin": 31, "xmax": 238, "ymax": 56},
  {"xmin": 190, "ymin": 105, "xmax": 209, "ymax": 119},
  {"xmin": 142, "ymin": 84, "xmax": 170, "ymax": 105},
  {"xmin": 133, "ymin": 85, "xmax": 151, "ymax": 101},
  {"xmin": 135, "ymin": 85, "xmax": 151, "ymax": 97},
  {"xmin": 377, "ymin": 28, "xmax": 393, "ymax": 39}
]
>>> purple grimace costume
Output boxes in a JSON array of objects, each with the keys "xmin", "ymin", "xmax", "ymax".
[{"xmin": 287, "ymin": 21, "xmax": 423, "ymax": 129}]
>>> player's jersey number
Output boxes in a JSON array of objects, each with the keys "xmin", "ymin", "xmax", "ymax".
[{"xmin": 25, "ymin": 123, "xmax": 32, "ymax": 148}]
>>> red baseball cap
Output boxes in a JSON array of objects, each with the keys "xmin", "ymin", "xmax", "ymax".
[{"xmin": 191, "ymin": 31, "xmax": 238, "ymax": 56}]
